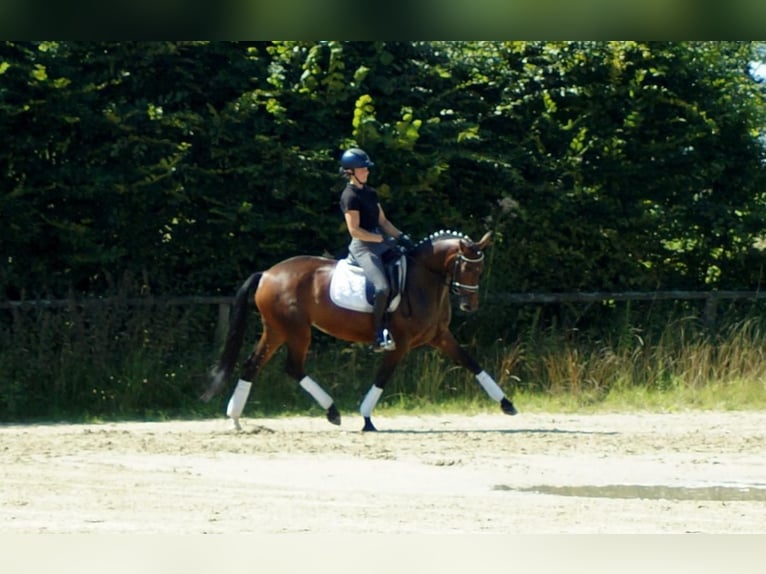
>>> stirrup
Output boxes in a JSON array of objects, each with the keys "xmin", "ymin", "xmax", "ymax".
[{"xmin": 374, "ymin": 328, "xmax": 396, "ymax": 352}]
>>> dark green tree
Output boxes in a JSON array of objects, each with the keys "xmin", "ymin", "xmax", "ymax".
[{"xmin": 2, "ymin": 41, "xmax": 765, "ymax": 300}]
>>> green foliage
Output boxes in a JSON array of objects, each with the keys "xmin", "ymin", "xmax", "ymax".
[
  {"xmin": 3, "ymin": 41, "xmax": 766, "ymax": 419},
  {"xmin": 3, "ymin": 41, "xmax": 766, "ymax": 298},
  {"xmin": 473, "ymin": 41, "xmax": 766, "ymax": 293}
]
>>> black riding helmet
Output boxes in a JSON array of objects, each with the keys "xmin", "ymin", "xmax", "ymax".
[{"xmin": 340, "ymin": 147, "xmax": 375, "ymax": 170}]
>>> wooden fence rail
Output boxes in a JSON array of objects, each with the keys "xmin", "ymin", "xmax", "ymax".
[
  {"xmin": 5, "ymin": 290, "xmax": 766, "ymax": 310},
  {"xmin": 489, "ymin": 290, "xmax": 766, "ymax": 325},
  {"xmin": 486, "ymin": 290, "xmax": 766, "ymax": 304},
  {"xmin": 3, "ymin": 291, "xmax": 766, "ymax": 340},
  {"xmin": 0, "ymin": 296, "xmax": 235, "ymax": 346},
  {"xmin": 0, "ymin": 296, "xmax": 235, "ymax": 309}
]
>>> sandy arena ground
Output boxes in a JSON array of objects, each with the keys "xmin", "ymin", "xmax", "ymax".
[{"xmin": 1, "ymin": 410, "xmax": 764, "ymax": 534}]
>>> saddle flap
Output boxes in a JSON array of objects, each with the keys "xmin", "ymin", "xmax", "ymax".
[{"xmin": 329, "ymin": 256, "xmax": 407, "ymax": 313}]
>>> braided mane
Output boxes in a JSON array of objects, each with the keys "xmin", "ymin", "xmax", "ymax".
[{"xmin": 415, "ymin": 230, "xmax": 473, "ymax": 248}]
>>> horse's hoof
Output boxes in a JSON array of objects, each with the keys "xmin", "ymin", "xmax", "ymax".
[
  {"xmin": 500, "ymin": 397, "xmax": 518, "ymax": 415},
  {"xmin": 231, "ymin": 417, "xmax": 243, "ymax": 431},
  {"xmin": 327, "ymin": 404, "xmax": 341, "ymax": 426},
  {"xmin": 362, "ymin": 417, "xmax": 378, "ymax": 432}
]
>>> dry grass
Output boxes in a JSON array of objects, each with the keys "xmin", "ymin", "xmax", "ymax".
[{"xmin": 3, "ymin": 297, "xmax": 766, "ymax": 421}]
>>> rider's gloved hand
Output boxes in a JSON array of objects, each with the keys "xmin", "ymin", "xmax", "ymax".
[
  {"xmin": 383, "ymin": 235, "xmax": 399, "ymax": 250},
  {"xmin": 397, "ymin": 233, "xmax": 415, "ymax": 252}
]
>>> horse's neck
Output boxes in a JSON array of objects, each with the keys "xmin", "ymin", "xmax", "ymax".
[
  {"xmin": 411, "ymin": 241, "xmax": 457, "ymax": 290},
  {"xmin": 414, "ymin": 241, "xmax": 457, "ymax": 274}
]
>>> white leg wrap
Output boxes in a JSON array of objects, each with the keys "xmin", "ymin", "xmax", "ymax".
[
  {"xmin": 476, "ymin": 370, "xmax": 505, "ymax": 402},
  {"xmin": 226, "ymin": 379, "xmax": 252, "ymax": 419},
  {"xmin": 299, "ymin": 376, "xmax": 334, "ymax": 410},
  {"xmin": 360, "ymin": 385, "xmax": 383, "ymax": 418}
]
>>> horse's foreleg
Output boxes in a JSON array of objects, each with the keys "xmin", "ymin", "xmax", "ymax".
[
  {"xmin": 360, "ymin": 350, "xmax": 404, "ymax": 431},
  {"xmin": 432, "ymin": 331, "xmax": 518, "ymax": 416},
  {"xmin": 360, "ymin": 386, "xmax": 383, "ymax": 432}
]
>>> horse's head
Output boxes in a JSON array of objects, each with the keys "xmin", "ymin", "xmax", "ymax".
[
  {"xmin": 450, "ymin": 230, "xmax": 492, "ymax": 312},
  {"xmin": 415, "ymin": 230, "xmax": 493, "ymax": 313}
]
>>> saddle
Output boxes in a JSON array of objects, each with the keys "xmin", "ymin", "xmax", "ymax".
[{"xmin": 329, "ymin": 253, "xmax": 407, "ymax": 313}]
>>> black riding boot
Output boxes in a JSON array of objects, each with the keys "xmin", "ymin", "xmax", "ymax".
[{"xmin": 372, "ymin": 290, "xmax": 395, "ymax": 352}]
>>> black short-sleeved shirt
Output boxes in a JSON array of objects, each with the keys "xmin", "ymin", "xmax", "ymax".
[{"xmin": 339, "ymin": 183, "xmax": 381, "ymax": 232}]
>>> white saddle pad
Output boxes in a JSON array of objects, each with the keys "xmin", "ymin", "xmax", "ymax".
[{"xmin": 329, "ymin": 258, "xmax": 404, "ymax": 313}]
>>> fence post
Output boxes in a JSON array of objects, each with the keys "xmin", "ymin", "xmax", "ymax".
[
  {"xmin": 215, "ymin": 303, "xmax": 230, "ymax": 348},
  {"xmin": 704, "ymin": 294, "xmax": 718, "ymax": 330}
]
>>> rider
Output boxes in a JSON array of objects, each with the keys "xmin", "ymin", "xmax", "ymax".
[{"xmin": 339, "ymin": 147, "xmax": 415, "ymax": 352}]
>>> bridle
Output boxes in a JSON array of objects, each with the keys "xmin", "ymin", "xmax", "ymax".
[{"xmin": 449, "ymin": 249, "xmax": 485, "ymax": 295}]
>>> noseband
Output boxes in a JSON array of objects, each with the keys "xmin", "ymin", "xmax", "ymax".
[{"xmin": 450, "ymin": 250, "xmax": 484, "ymax": 295}]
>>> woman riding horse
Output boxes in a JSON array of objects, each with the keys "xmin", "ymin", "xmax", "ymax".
[
  {"xmin": 202, "ymin": 224, "xmax": 518, "ymax": 431},
  {"xmin": 339, "ymin": 147, "xmax": 415, "ymax": 352}
]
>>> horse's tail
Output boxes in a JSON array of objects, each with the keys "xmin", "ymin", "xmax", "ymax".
[{"xmin": 201, "ymin": 271, "xmax": 263, "ymax": 402}]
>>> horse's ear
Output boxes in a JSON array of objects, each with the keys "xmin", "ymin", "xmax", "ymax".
[{"xmin": 477, "ymin": 230, "xmax": 492, "ymax": 250}]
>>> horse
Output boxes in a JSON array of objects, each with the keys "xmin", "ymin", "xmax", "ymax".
[{"xmin": 201, "ymin": 230, "xmax": 517, "ymax": 431}]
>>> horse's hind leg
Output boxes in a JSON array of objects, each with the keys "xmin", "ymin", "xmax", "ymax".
[
  {"xmin": 284, "ymin": 327, "xmax": 341, "ymax": 425},
  {"xmin": 226, "ymin": 327, "xmax": 283, "ymax": 430}
]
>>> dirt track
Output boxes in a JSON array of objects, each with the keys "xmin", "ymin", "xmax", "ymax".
[{"xmin": 1, "ymin": 410, "xmax": 765, "ymax": 533}]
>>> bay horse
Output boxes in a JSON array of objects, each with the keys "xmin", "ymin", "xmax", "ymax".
[{"xmin": 201, "ymin": 230, "xmax": 517, "ymax": 431}]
